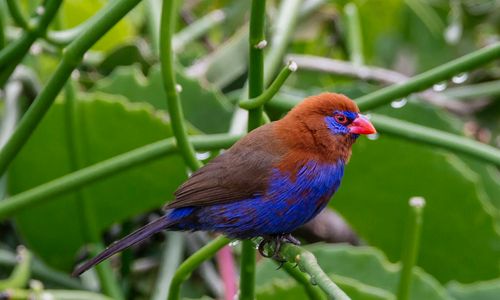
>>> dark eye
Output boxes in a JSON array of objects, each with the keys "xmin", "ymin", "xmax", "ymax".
[{"xmin": 334, "ymin": 114, "xmax": 349, "ymax": 125}]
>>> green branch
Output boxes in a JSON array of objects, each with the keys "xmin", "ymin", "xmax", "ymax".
[
  {"xmin": 356, "ymin": 43, "xmax": 500, "ymax": 110},
  {"xmin": 280, "ymin": 262, "xmax": 325, "ymax": 300},
  {"xmin": 167, "ymin": 236, "xmax": 231, "ymax": 300},
  {"xmin": 0, "ymin": 134, "xmax": 240, "ymax": 220},
  {"xmin": 160, "ymin": 0, "xmax": 202, "ymax": 171},
  {"xmin": 240, "ymin": 61, "xmax": 297, "ymax": 109},
  {"xmin": 173, "ymin": 9, "xmax": 226, "ymax": 52},
  {"xmin": 370, "ymin": 114, "xmax": 500, "ymax": 166},
  {"xmin": 6, "ymin": 0, "xmax": 29, "ymax": 30},
  {"xmin": 280, "ymin": 244, "xmax": 351, "ymax": 300},
  {"xmin": 397, "ymin": 197, "xmax": 425, "ymax": 300},
  {"xmin": 0, "ymin": 0, "xmax": 142, "ymax": 178},
  {"xmin": 343, "ymin": 3, "xmax": 364, "ymax": 66}
]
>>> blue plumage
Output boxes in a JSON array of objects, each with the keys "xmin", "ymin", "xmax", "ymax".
[{"xmin": 167, "ymin": 159, "xmax": 345, "ymax": 239}]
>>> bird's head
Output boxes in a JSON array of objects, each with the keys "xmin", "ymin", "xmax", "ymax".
[{"xmin": 276, "ymin": 93, "xmax": 376, "ymax": 162}]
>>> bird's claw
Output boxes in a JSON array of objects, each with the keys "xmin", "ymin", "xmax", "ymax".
[{"xmin": 257, "ymin": 233, "xmax": 300, "ymax": 263}]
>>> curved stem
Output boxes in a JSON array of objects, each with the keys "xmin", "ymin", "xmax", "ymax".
[
  {"xmin": 240, "ymin": 61, "xmax": 297, "ymax": 110},
  {"xmin": 160, "ymin": 0, "xmax": 202, "ymax": 171},
  {"xmin": 397, "ymin": 197, "xmax": 425, "ymax": 300},
  {"xmin": 0, "ymin": 0, "xmax": 142, "ymax": 178},
  {"xmin": 168, "ymin": 236, "xmax": 231, "ymax": 300},
  {"xmin": 356, "ymin": 43, "xmax": 500, "ymax": 110},
  {"xmin": 0, "ymin": 134, "xmax": 240, "ymax": 220},
  {"xmin": 280, "ymin": 244, "xmax": 351, "ymax": 300},
  {"xmin": 280, "ymin": 262, "xmax": 325, "ymax": 300},
  {"xmin": 6, "ymin": 0, "xmax": 30, "ymax": 30}
]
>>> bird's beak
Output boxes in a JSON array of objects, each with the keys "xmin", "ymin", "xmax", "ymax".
[{"xmin": 349, "ymin": 114, "xmax": 376, "ymax": 135}]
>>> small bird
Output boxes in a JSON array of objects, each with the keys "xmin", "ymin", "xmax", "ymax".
[{"xmin": 72, "ymin": 93, "xmax": 376, "ymax": 276}]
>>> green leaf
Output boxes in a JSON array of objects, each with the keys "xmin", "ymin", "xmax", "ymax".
[
  {"xmin": 447, "ymin": 279, "xmax": 500, "ymax": 300},
  {"xmin": 332, "ymin": 100, "xmax": 500, "ymax": 283},
  {"xmin": 256, "ymin": 244, "xmax": 450, "ymax": 300},
  {"xmin": 93, "ymin": 64, "xmax": 233, "ymax": 134},
  {"xmin": 60, "ymin": 0, "xmax": 136, "ymax": 52},
  {"xmin": 7, "ymin": 94, "xmax": 187, "ymax": 270}
]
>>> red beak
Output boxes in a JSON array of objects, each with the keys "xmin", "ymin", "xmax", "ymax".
[{"xmin": 349, "ymin": 114, "xmax": 376, "ymax": 135}]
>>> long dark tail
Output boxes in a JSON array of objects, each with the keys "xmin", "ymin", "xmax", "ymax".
[{"xmin": 72, "ymin": 216, "xmax": 172, "ymax": 276}]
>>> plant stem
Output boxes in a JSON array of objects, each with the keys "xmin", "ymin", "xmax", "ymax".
[
  {"xmin": 240, "ymin": 61, "xmax": 297, "ymax": 109},
  {"xmin": 6, "ymin": 0, "xmax": 29, "ymax": 30},
  {"xmin": 343, "ymin": 3, "xmax": 364, "ymax": 66},
  {"xmin": 370, "ymin": 114, "xmax": 500, "ymax": 166},
  {"xmin": 247, "ymin": 0, "xmax": 266, "ymax": 130},
  {"xmin": 160, "ymin": 0, "xmax": 202, "ymax": 172},
  {"xmin": 356, "ymin": 43, "xmax": 500, "ymax": 110},
  {"xmin": 280, "ymin": 262, "xmax": 325, "ymax": 300},
  {"xmin": 280, "ymin": 244, "xmax": 351, "ymax": 300},
  {"xmin": 397, "ymin": 197, "xmax": 425, "ymax": 300},
  {"xmin": 444, "ymin": 80, "xmax": 500, "ymax": 99},
  {"xmin": 63, "ymin": 83, "xmax": 123, "ymax": 300},
  {"xmin": 152, "ymin": 232, "xmax": 184, "ymax": 300},
  {"xmin": 0, "ymin": 0, "xmax": 142, "ymax": 178},
  {"xmin": 173, "ymin": 9, "xmax": 226, "ymax": 52},
  {"xmin": 0, "ymin": 134, "xmax": 240, "ymax": 220},
  {"xmin": 168, "ymin": 236, "xmax": 231, "ymax": 300}
]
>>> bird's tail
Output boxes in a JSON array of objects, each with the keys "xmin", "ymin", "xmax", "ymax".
[{"xmin": 72, "ymin": 216, "xmax": 172, "ymax": 276}]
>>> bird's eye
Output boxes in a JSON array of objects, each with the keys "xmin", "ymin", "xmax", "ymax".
[{"xmin": 334, "ymin": 114, "xmax": 348, "ymax": 125}]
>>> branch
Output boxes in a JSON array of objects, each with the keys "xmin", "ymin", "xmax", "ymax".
[
  {"xmin": 0, "ymin": 134, "xmax": 240, "ymax": 220},
  {"xmin": 280, "ymin": 262, "xmax": 325, "ymax": 300},
  {"xmin": 0, "ymin": 0, "xmax": 142, "ymax": 178},
  {"xmin": 168, "ymin": 236, "xmax": 231, "ymax": 300},
  {"xmin": 160, "ymin": 0, "xmax": 202, "ymax": 171},
  {"xmin": 6, "ymin": 0, "xmax": 29, "ymax": 30},
  {"xmin": 240, "ymin": 61, "xmax": 297, "ymax": 109},
  {"xmin": 397, "ymin": 197, "xmax": 425, "ymax": 300},
  {"xmin": 280, "ymin": 244, "xmax": 351, "ymax": 300}
]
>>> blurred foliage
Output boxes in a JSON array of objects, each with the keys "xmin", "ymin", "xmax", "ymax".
[{"xmin": 1, "ymin": 0, "xmax": 499, "ymax": 299}]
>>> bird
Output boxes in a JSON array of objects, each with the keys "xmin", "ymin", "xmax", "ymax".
[{"xmin": 72, "ymin": 92, "xmax": 376, "ymax": 276}]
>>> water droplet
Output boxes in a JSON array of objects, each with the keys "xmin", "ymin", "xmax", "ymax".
[
  {"xmin": 390, "ymin": 98, "xmax": 407, "ymax": 109},
  {"xmin": 195, "ymin": 151, "xmax": 210, "ymax": 160},
  {"xmin": 433, "ymin": 82, "xmax": 447, "ymax": 92},
  {"xmin": 444, "ymin": 22, "xmax": 462, "ymax": 45},
  {"xmin": 229, "ymin": 240, "xmax": 240, "ymax": 248},
  {"xmin": 36, "ymin": 6, "xmax": 45, "ymax": 15},
  {"xmin": 367, "ymin": 133, "xmax": 379, "ymax": 140},
  {"xmin": 452, "ymin": 73, "xmax": 468, "ymax": 84},
  {"xmin": 310, "ymin": 277, "xmax": 318, "ymax": 285}
]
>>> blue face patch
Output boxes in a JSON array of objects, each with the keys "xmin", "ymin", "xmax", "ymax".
[{"xmin": 325, "ymin": 110, "xmax": 358, "ymax": 135}]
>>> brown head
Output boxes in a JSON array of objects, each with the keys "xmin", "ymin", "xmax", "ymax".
[{"xmin": 274, "ymin": 93, "xmax": 376, "ymax": 163}]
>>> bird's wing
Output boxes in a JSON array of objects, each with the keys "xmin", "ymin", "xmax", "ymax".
[{"xmin": 165, "ymin": 124, "xmax": 284, "ymax": 209}]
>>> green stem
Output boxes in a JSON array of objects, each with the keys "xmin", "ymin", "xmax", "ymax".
[
  {"xmin": 238, "ymin": 1, "xmax": 267, "ymax": 299},
  {"xmin": 167, "ymin": 236, "xmax": 231, "ymax": 300},
  {"xmin": 240, "ymin": 61, "xmax": 297, "ymax": 109},
  {"xmin": 0, "ymin": 0, "xmax": 142, "ymax": 178},
  {"xmin": 280, "ymin": 244, "xmax": 351, "ymax": 300},
  {"xmin": 6, "ymin": 0, "xmax": 29, "ymax": 30},
  {"xmin": 144, "ymin": 0, "xmax": 161, "ymax": 55},
  {"xmin": 0, "ymin": 1, "xmax": 4, "ymax": 50},
  {"xmin": 356, "ymin": 43, "xmax": 500, "ymax": 110},
  {"xmin": 173, "ymin": 9, "xmax": 226, "ymax": 52},
  {"xmin": 370, "ymin": 114, "xmax": 500, "ymax": 166},
  {"xmin": 63, "ymin": 83, "xmax": 123, "ymax": 300},
  {"xmin": 263, "ymin": 0, "xmax": 302, "ymax": 85},
  {"xmin": 247, "ymin": 0, "xmax": 266, "ymax": 130},
  {"xmin": 444, "ymin": 80, "xmax": 500, "ymax": 99},
  {"xmin": 152, "ymin": 232, "xmax": 184, "ymax": 300},
  {"xmin": 0, "ymin": 0, "xmax": 62, "ymax": 87},
  {"xmin": 160, "ymin": 0, "xmax": 202, "ymax": 171},
  {"xmin": 280, "ymin": 262, "xmax": 325, "ymax": 300},
  {"xmin": 397, "ymin": 197, "xmax": 425, "ymax": 300},
  {"xmin": 0, "ymin": 247, "xmax": 31, "ymax": 290},
  {"xmin": 343, "ymin": 3, "xmax": 364, "ymax": 66},
  {"xmin": 0, "ymin": 134, "xmax": 240, "ymax": 220}
]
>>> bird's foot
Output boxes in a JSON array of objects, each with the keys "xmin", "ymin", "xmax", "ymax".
[{"xmin": 257, "ymin": 234, "xmax": 300, "ymax": 263}]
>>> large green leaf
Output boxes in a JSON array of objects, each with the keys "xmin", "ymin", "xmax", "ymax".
[
  {"xmin": 8, "ymin": 94, "xmax": 187, "ymax": 270},
  {"xmin": 332, "ymin": 101, "xmax": 500, "ymax": 283},
  {"xmin": 93, "ymin": 65, "xmax": 233, "ymax": 134},
  {"xmin": 256, "ymin": 244, "xmax": 450, "ymax": 300}
]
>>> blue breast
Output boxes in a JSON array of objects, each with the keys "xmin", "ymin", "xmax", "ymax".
[{"xmin": 168, "ymin": 160, "xmax": 345, "ymax": 238}]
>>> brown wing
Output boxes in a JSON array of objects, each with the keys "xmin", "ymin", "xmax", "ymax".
[{"xmin": 165, "ymin": 124, "xmax": 285, "ymax": 209}]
